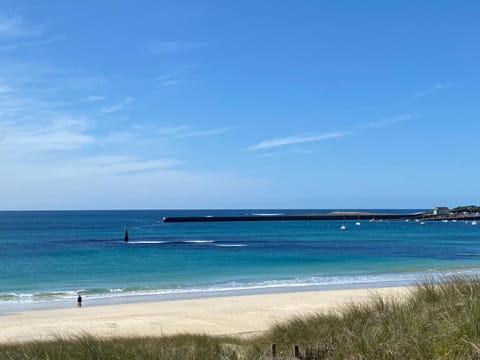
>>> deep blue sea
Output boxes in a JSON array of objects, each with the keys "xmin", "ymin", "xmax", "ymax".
[{"xmin": 1, "ymin": 210, "xmax": 480, "ymax": 308}]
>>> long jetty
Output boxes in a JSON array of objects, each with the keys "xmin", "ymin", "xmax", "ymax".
[{"xmin": 162, "ymin": 212, "xmax": 425, "ymax": 223}]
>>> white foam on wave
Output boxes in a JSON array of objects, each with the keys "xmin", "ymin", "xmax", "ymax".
[
  {"xmin": 183, "ymin": 240, "xmax": 215, "ymax": 243},
  {"xmin": 252, "ymin": 213, "xmax": 284, "ymax": 216},
  {"xmin": 127, "ymin": 241, "xmax": 168, "ymax": 244},
  {"xmin": 129, "ymin": 240, "xmax": 216, "ymax": 245},
  {"xmin": 0, "ymin": 289, "xmax": 86, "ymax": 304},
  {"xmin": 215, "ymin": 244, "xmax": 247, "ymax": 247}
]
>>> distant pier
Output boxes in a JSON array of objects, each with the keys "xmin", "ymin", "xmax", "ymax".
[
  {"xmin": 162, "ymin": 212, "xmax": 479, "ymax": 223},
  {"xmin": 162, "ymin": 212, "xmax": 423, "ymax": 223}
]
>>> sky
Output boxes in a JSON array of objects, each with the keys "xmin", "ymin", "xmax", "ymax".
[{"xmin": 0, "ymin": 0, "xmax": 479, "ymax": 210}]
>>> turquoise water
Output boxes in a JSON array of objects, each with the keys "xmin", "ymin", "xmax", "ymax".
[{"xmin": 1, "ymin": 210, "xmax": 479, "ymax": 306}]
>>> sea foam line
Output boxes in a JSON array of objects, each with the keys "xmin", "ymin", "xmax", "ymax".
[
  {"xmin": 127, "ymin": 240, "xmax": 216, "ymax": 245},
  {"xmin": 127, "ymin": 241, "xmax": 168, "ymax": 244},
  {"xmin": 251, "ymin": 213, "xmax": 285, "ymax": 216},
  {"xmin": 183, "ymin": 240, "xmax": 215, "ymax": 243},
  {"xmin": 3, "ymin": 268, "xmax": 480, "ymax": 304},
  {"xmin": 214, "ymin": 244, "xmax": 246, "ymax": 247}
]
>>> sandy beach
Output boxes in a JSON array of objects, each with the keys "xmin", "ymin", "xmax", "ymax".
[{"xmin": 0, "ymin": 287, "xmax": 409, "ymax": 344}]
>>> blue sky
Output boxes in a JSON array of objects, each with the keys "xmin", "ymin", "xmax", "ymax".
[{"xmin": 0, "ymin": 0, "xmax": 478, "ymax": 210}]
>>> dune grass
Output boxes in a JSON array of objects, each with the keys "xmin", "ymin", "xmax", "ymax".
[
  {"xmin": 0, "ymin": 334, "xmax": 243, "ymax": 360},
  {"xmin": 249, "ymin": 275, "xmax": 480, "ymax": 359},
  {"xmin": 3, "ymin": 276, "xmax": 480, "ymax": 359}
]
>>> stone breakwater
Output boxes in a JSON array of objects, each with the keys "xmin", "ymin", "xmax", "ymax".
[
  {"xmin": 162, "ymin": 212, "xmax": 423, "ymax": 223},
  {"xmin": 162, "ymin": 212, "xmax": 480, "ymax": 223}
]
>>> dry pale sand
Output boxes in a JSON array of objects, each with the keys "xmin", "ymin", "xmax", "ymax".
[{"xmin": 0, "ymin": 287, "xmax": 409, "ymax": 344}]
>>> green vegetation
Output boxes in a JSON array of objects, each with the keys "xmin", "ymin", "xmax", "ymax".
[
  {"xmin": 3, "ymin": 276, "xmax": 480, "ymax": 359},
  {"xmin": 0, "ymin": 334, "xmax": 244, "ymax": 360},
  {"xmin": 250, "ymin": 276, "xmax": 480, "ymax": 359},
  {"xmin": 452, "ymin": 205, "xmax": 480, "ymax": 214}
]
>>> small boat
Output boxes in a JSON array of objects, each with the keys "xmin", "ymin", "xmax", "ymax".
[
  {"xmin": 452, "ymin": 219, "xmax": 457, "ymax": 223},
  {"xmin": 341, "ymin": 224, "xmax": 347, "ymax": 231},
  {"xmin": 355, "ymin": 221, "xmax": 361, "ymax": 226},
  {"xmin": 405, "ymin": 219, "xmax": 410, "ymax": 222},
  {"xmin": 472, "ymin": 220, "xmax": 478, "ymax": 226},
  {"xmin": 369, "ymin": 217, "xmax": 376, "ymax": 223},
  {"xmin": 442, "ymin": 219, "xmax": 448, "ymax": 223},
  {"xmin": 420, "ymin": 221, "xmax": 425, "ymax": 225}
]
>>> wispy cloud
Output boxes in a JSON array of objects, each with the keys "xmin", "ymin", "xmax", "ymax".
[
  {"xmin": 157, "ymin": 126, "xmax": 190, "ymax": 136},
  {"xmin": 248, "ymin": 132, "xmax": 351, "ymax": 151},
  {"xmin": 0, "ymin": 84, "xmax": 12, "ymax": 93},
  {"xmin": 0, "ymin": 116, "xmax": 95, "ymax": 154},
  {"xmin": 0, "ymin": 14, "xmax": 40, "ymax": 38},
  {"xmin": 159, "ymin": 80, "xmax": 182, "ymax": 88},
  {"xmin": 156, "ymin": 67, "xmax": 193, "ymax": 82},
  {"xmin": 360, "ymin": 114, "xmax": 415, "ymax": 129},
  {"xmin": 83, "ymin": 95, "xmax": 107, "ymax": 102},
  {"xmin": 0, "ymin": 14, "xmax": 217, "ymax": 209},
  {"xmin": 174, "ymin": 128, "xmax": 226, "ymax": 139},
  {"xmin": 56, "ymin": 156, "xmax": 181, "ymax": 176},
  {"xmin": 102, "ymin": 130, "xmax": 138, "ymax": 144},
  {"xmin": 147, "ymin": 41, "xmax": 207, "ymax": 54},
  {"xmin": 256, "ymin": 147, "xmax": 318, "ymax": 158},
  {"xmin": 0, "ymin": 83, "xmax": 184, "ymax": 178},
  {"xmin": 100, "ymin": 158, "xmax": 180, "ymax": 175},
  {"xmin": 0, "ymin": 90, "xmax": 65, "ymax": 119},
  {"xmin": 412, "ymin": 82, "xmax": 450, "ymax": 99},
  {"xmin": 101, "ymin": 97, "xmax": 133, "ymax": 114},
  {"xmin": 0, "ymin": 86, "xmax": 183, "ymax": 176},
  {"xmin": 0, "ymin": 14, "xmax": 26, "ymax": 37},
  {"xmin": 158, "ymin": 125, "xmax": 226, "ymax": 139},
  {"xmin": 0, "ymin": 36, "xmax": 62, "ymax": 52},
  {"xmin": 155, "ymin": 65, "xmax": 199, "ymax": 88},
  {"xmin": 101, "ymin": 124, "xmax": 226, "ymax": 146}
]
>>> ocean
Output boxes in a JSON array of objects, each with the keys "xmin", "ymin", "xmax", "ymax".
[{"xmin": 1, "ymin": 210, "xmax": 479, "ymax": 310}]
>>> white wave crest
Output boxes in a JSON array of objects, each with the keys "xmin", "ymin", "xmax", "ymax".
[
  {"xmin": 252, "ymin": 213, "xmax": 284, "ymax": 216},
  {"xmin": 127, "ymin": 241, "xmax": 168, "ymax": 244},
  {"xmin": 183, "ymin": 240, "xmax": 215, "ymax": 243},
  {"xmin": 215, "ymin": 244, "xmax": 247, "ymax": 247}
]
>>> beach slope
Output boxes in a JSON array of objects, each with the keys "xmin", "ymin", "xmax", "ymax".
[{"xmin": 0, "ymin": 287, "xmax": 407, "ymax": 344}]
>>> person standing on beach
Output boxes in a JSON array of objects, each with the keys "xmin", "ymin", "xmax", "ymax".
[{"xmin": 77, "ymin": 294, "xmax": 82, "ymax": 307}]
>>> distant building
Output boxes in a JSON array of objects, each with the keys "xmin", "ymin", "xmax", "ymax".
[{"xmin": 433, "ymin": 207, "xmax": 450, "ymax": 216}]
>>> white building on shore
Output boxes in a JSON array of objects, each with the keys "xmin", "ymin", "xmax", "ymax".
[{"xmin": 433, "ymin": 207, "xmax": 450, "ymax": 216}]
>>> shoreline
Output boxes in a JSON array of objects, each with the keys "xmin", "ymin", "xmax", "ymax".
[
  {"xmin": 0, "ymin": 279, "xmax": 414, "ymax": 315},
  {"xmin": 0, "ymin": 286, "xmax": 410, "ymax": 344},
  {"xmin": 2, "ymin": 266, "xmax": 478, "ymax": 315}
]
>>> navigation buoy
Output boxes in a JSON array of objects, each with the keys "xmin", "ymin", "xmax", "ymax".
[{"xmin": 124, "ymin": 227, "xmax": 129, "ymax": 242}]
